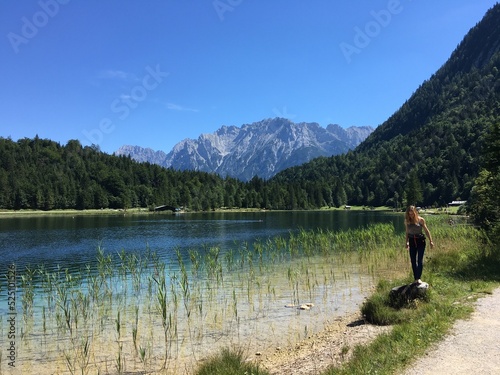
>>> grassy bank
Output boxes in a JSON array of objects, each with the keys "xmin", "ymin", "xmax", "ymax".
[
  {"xmin": 195, "ymin": 216, "xmax": 500, "ymax": 375},
  {"xmin": 326, "ymin": 218, "xmax": 500, "ymax": 375},
  {"xmin": 0, "ymin": 204, "xmax": 464, "ymax": 217}
]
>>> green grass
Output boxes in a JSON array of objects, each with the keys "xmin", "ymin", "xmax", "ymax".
[
  {"xmin": 332, "ymin": 277, "xmax": 488, "ymax": 375},
  {"xmin": 195, "ymin": 348, "xmax": 270, "ymax": 375}
]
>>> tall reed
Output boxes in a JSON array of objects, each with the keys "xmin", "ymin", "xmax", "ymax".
[{"xmin": 152, "ymin": 260, "xmax": 174, "ymax": 370}]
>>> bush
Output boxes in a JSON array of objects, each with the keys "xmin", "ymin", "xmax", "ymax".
[
  {"xmin": 361, "ymin": 280, "xmax": 428, "ymax": 325},
  {"xmin": 194, "ymin": 348, "xmax": 269, "ymax": 375}
]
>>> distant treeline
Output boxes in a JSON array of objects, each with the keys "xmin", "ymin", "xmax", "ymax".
[
  {"xmin": 0, "ymin": 117, "xmax": 494, "ymax": 213},
  {"xmin": 0, "ymin": 135, "xmax": 453, "ymax": 211},
  {"xmin": 0, "ymin": 137, "xmax": 248, "ymax": 211}
]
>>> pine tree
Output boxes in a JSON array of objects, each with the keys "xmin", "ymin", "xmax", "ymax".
[
  {"xmin": 468, "ymin": 122, "xmax": 500, "ymax": 244},
  {"xmin": 405, "ymin": 169, "xmax": 423, "ymax": 206}
]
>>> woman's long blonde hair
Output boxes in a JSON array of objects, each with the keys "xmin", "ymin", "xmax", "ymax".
[{"xmin": 405, "ymin": 205, "xmax": 420, "ymax": 225}]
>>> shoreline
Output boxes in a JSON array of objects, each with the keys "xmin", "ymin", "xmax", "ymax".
[
  {"xmin": 0, "ymin": 206, "xmax": 382, "ymax": 218},
  {"xmin": 0, "ymin": 207, "xmax": 153, "ymax": 217},
  {"xmin": 258, "ymin": 309, "xmax": 392, "ymax": 375},
  {"xmin": 0, "ymin": 207, "xmax": 270, "ymax": 217},
  {"xmin": 0, "ymin": 205, "xmax": 460, "ymax": 218}
]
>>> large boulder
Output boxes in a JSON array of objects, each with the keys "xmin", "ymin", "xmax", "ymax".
[{"xmin": 389, "ymin": 282, "xmax": 429, "ymax": 307}]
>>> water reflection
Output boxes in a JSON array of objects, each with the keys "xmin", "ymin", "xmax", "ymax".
[{"xmin": 0, "ymin": 211, "xmax": 402, "ymax": 271}]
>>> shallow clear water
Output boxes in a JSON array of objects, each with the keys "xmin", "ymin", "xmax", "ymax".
[{"xmin": 0, "ymin": 210, "xmax": 403, "ymax": 373}]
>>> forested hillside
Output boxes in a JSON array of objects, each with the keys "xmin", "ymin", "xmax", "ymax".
[
  {"xmin": 0, "ymin": 137, "xmax": 250, "ymax": 211},
  {"xmin": 269, "ymin": 4, "xmax": 500, "ymax": 208}
]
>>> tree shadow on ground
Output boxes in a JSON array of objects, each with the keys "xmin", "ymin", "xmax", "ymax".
[{"xmin": 450, "ymin": 250, "xmax": 500, "ymax": 282}]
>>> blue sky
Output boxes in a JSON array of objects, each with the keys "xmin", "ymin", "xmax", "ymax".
[{"xmin": 1, "ymin": 1, "xmax": 498, "ymax": 154}]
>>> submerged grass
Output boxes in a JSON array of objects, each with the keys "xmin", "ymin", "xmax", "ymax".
[{"xmin": 7, "ymin": 222, "xmax": 406, "ymax": 374}]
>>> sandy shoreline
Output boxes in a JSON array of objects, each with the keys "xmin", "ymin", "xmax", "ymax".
[
  {"xmin": 258, "ymin": 310, "xmax": 392, "ymax": 374},
  {"xmin": 261, "ymin": 288, "xmax": 500, "ymax": 375}
]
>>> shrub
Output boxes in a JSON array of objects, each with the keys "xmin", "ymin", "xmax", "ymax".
[{"xmin": 194, "ymin": 348, "xmax": 269, "ymax": 375}]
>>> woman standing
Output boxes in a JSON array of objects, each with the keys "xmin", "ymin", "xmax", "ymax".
[{"xmin": 405, "ymin": 206, "xmax": 434, "ymax": 284}]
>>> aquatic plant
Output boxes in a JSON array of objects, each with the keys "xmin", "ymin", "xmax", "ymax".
[
  {"xmin": 152, "ymin": 261, "xmax": 175, "ymax": 370},
  {"xmin": 132, "ymin": 305, "xmax": 139, "ymax": 351},
  {"xmin": 20, "ymin": 265, "xmax": 35, "ymax": 320}
]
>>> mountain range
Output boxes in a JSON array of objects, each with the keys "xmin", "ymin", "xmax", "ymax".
[{"xmin": 115, "ymin": 119, "xmax": 373, "ymax": 181}]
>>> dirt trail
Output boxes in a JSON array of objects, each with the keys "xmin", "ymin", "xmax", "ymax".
[{"xmin": 400, "ymin": 287, "xmax": 500, "ymax": 375}]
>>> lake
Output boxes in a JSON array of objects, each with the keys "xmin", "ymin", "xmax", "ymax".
[
  {"xmin": 0, "ymin": 210, "xmax": 403, "ymax": 270},
  {"xmin": 0, "ymin": 210, "xmax": 404, "ymax": 374}
]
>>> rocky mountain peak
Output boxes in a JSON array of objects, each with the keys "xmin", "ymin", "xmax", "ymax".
[{"xmin": 115, "ymin": 118, "xmax": 374, "ymax": 181}]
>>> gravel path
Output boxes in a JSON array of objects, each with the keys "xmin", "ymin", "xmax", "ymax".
[{"xmin": 401, "ymin": 287, "xmax": 500, "ymax": 375}]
